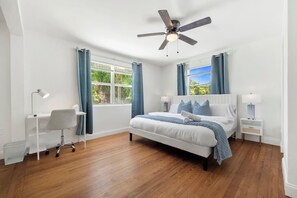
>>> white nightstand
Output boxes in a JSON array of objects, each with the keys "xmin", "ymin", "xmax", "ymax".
[{"xmin": 240, "ymin": 118, "xmax": 263, "ymax": 144}]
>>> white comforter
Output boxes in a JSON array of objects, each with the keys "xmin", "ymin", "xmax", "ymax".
[{"xmin": 129, "ymin": 112, "xmax": 236, "ymax": 147}]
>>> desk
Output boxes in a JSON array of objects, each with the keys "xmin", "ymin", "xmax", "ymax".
[{"xmin": 27, "ymin": 111, "xmax": 86, "ymax": 160}]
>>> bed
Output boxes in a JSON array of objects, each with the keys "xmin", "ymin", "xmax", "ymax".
[{"xmin": 129, "ymin": 94, "xmax": 237, "ymax": 171}]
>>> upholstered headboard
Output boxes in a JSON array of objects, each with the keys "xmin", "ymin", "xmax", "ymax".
[
  {"xmin": 172, "ymin": 94, "xmax": 237, "ymax": 116},
  {"xmin": 172, "ymin": 94, "xmax": 236, "ymax": 106}
]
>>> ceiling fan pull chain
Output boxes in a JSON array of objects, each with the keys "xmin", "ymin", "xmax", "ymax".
[
  {"xmin": 166, "ymin": 45, "xmax": 169, "ymax": 57},
  {"xmin": 177, "ymin": 40, "xmax": 179, "ymax": 54}
]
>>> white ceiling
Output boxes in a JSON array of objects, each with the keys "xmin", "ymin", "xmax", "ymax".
[{"xmin": 20, "ymin": 0, "xmax": 283, "ymax": 66}]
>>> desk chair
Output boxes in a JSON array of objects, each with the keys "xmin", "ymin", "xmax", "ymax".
[{"xmin": 47, "ymin": 109, "xmax": 77, "ymax": 157}]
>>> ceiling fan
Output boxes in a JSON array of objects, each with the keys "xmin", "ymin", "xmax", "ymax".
[{"xmin": 137, "ymin": 10, "xmax": 212, "ymax": 50}]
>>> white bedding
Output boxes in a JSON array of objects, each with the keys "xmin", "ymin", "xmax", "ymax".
[{"xmin": 129, "ymin": 112, "xmax": 237, "ymax": 148}]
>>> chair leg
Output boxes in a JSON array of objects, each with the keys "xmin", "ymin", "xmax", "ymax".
[
  {"xmin": 56, "ymin": 145, "xmax": 61, "ymax": 157},
  {"xmin": 61, "ymin": 130, "xmax": 65, "ymax": 146},
  {"xmin": 71, "ymin": 142, "xmax": 75, "ymax": 152},
  {"xmin": 129, "ymin": 133, "xmax": 133, "ymax": 141},
  {"xmin": 55, "ymin": 130, "xmax": 76, "ymax": 157}
]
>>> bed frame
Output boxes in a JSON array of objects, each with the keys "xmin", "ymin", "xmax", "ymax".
[{"xmin": 129, "ymin": 94, "xmax": 237, "ymax": 171}]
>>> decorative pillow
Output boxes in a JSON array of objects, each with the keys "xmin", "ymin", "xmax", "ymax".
[
  {"xmin": 192, "ymin": 100, "xmax": 211, "ymax": 116},
  {"xmin": 210, "ymin": 104, "xmax": 236, "ymax": 117},
  {"xmin": 177, "ymin": 100, "xmax": 192, "ymax": 113},
  {"xmin": 169, "ymin": 104, "xmax": 179, "ymax": 113}
]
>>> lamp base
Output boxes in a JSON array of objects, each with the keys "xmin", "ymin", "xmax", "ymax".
[
  {"xmin": 163, "ymin": 102, "xmax": 169, "ymax": 112},
  {"xmin": 247, "ymin": 104, "xmax": 255, "ymax": 120}
]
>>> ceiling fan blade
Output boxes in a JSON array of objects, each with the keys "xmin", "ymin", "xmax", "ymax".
[
  {"xmin": 158, "ymin": 10, "xmax": 173, "ymax": 29},
  {"xmin": 137, "ymin": 32, "xmax": 165, "ymax": 37},
  {"xmin": 159, "ymin": 39, "xmax": 169, "ymax": 50},
  {"xmin": 179, "ymin": 17, "xmax": 212, "ymax": 32},
  {"xmin": 179, "ymin": 34, "xmax": 197, "ymax": 45}
]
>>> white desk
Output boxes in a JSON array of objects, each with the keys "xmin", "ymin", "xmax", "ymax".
[{"xmin": 27, "ymin": 111, "xmax": 86, "ymax": 160}]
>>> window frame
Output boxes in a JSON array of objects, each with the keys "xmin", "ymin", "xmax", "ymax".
[
  {"xmin": 187, "ymin": 65, "xmax": 212, "ymax": 95},
  {"xmin": 91, "ymin": 61, "xmax": 132, "ymax": 105}
]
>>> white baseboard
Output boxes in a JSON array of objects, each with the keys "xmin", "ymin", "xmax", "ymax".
[
  {"xmin": 261, "ymin": 136, "xmax": 281, "ymax": 146},
  {"xmin": 235, "ymin": 132, "xmax": 280, "ymax": 146},
  {"xmin": 87, "ymin": 127, "xmax": 128, "ymax": 140},
  {"xmin": 280, "ymin": 140, "xmax": 284, "ymax": 153},
  {"xmin": 282, "ymin": 157, "xmax": 297, "ymax": 197}
]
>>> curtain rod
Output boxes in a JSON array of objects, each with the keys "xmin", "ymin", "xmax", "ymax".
[
  {"xmin": 77, "ymin": 48, "xmax": 135, "ymax": 65},
  {"xmin": 92, "ymin": 53, "xmax": 133, "ymax": 65}
]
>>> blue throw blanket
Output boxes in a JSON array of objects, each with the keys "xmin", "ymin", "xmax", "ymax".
[{"xmin": 136, "ymin": 115, "xmax": 232, "ymax": 164}]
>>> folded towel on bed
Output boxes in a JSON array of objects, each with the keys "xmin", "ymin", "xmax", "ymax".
[
  {"xmin": 149, "ymin": 112, "xmax": 191, "ymax": 123},
  {"xmin": 181, "ymin": 110, "xmax": 201, "ymax": 122}
]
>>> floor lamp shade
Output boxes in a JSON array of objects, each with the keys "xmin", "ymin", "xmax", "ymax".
[
  {"xmin": 242, "ymin": 93, "xmax": 261, "ymax": 119},
  {"xmin": 31, "ymin": 89, "xmax": 50, "ymax": 114}
]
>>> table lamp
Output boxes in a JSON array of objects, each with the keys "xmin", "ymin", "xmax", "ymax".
[
  {"xmin": 161, "ymin": 96, "xmax": 170, "ymax": 112},
  {"xmin": 242, "ymin": 93, "xmax": 261, "ymax": 120},
  {"xmin": 31, "ymin": 89, "xmax": 50, "ymax": 114}
]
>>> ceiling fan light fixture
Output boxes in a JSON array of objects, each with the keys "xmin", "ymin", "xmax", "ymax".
[{"xmin": 166, "ymin": 32, "xmax": 178, "ymax": 42}]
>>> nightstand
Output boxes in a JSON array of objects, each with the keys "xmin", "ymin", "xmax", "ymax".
[{"xmin": 240, "ymin": 118, "xmax": 263, "ymax": 144}]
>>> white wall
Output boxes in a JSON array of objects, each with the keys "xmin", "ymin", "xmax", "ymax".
[
  {"xmin": 282, "ymin": 0, "xmax": 297, "ymax": 196},
  {"xmin": 160, "ymin": 36, "xmax": 282, "ymax": 145},
  {"xmin": 0, "ymin": 8, "xmax": 11, "ymax": 157},
  {"xmin": 229, "ymin": 37, "xmax": 282, "ymax": 145},
  {"xmin": 0, "ymin": 0, "xmax": 25, "ymax": 159},
  {"xmin": 24, "ymin": 31, "xmax": 161, "ymax": 140}
]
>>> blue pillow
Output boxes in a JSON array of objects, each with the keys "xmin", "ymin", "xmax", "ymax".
[
  {"xmin": 177, "ymin": 100, "xmax": 192, "ymax": 113},
  {"xmin": 192, "ymin": 100, "xmax": 211, "ymax": 116}
]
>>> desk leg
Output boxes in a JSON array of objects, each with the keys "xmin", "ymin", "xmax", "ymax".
[
  {"xmin": 36, "ymin": 118, "xmax": 40, "ymax": 160},
  {"xmin": 84, "ymin": 114, "xmax": 86, "ymax": 148}
]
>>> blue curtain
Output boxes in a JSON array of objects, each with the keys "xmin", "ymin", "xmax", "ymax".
[
  {"xmin": 76, "ymin": 48, "xmax": 93, "ymax": 134},
  {"xmin": 210, "ymin": 53, "xmax": 229, "ymax": 94},
  {"xmin": 131, "ymin": 62, "xmax": 144, "ymax": 118},
  {"xmin": 177, "ymin": 63, "xmax": 187, "ymax": 95}
]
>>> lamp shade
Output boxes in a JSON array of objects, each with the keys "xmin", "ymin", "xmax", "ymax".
[
  {"xmin": 38, "ymin": 89, "xmax": 50, "ymax": 99},
  {"xmin": 242, "ymin": 93, "xmax": 261, "ymax": 104},
  {"xmin": 161, "ymin": 96, "xmax": 169, "ymax": 103}
]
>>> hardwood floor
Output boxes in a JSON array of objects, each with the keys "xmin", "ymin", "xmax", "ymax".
[{"xmin": 0, "ymin": 132, "xmax": 285, "ymax": 198}]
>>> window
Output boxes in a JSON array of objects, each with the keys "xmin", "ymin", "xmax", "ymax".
[
  {"xmin": 188, "ymin": 65, "xmax": 211, "ymax": 95},
  {"xmin": 91, "ymin": 61, "xmax": 132, "ymax": 105}
]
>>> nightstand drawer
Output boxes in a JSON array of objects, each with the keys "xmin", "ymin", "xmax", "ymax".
[{"xmin": 242, "ymin": 127, "xmax": 260, "ymax": 134}]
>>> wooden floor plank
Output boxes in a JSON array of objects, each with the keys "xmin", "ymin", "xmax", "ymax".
[{"xmin": 0, "ymin": 132, "xmax": 286, "ymax": 198}]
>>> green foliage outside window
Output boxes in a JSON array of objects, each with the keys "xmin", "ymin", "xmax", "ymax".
[
  {"xmin": 189, "ymin": 80, "xmax": 210, "ymax": 95},
  {"xmin": 114, "ymin": 73, "xmax": 132, "ymax": 85},
  {"xmin": 115, "ymin": 86, "xmax": 132, "ymax": 103},
  {"xmin": 92, "ymin": 84, "xmax": 111, "ymax": 104},
  {"xmin": 91, "ymin": 62, "xmax": 132, "ymax": 104},
  {"xmin": 91, "ymin": 70, "xmax": 110, "ymax": 83},
  {"xmin": 189, "ymin": 65, "xmax": 211, "ymax": 95}
]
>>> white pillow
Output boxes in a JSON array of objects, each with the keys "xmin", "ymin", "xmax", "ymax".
[
  {"xmin": 169, "ymin": 104, "xmax": 179, "ymax": 113},
  {"xmin": 210, "ymin": 104, "xmax": 236, "ymax": 118}
]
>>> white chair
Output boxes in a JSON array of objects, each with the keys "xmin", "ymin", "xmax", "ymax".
[{"xmin": 47, "ymin": 109, "xmax": 77, "ymax": 157}]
